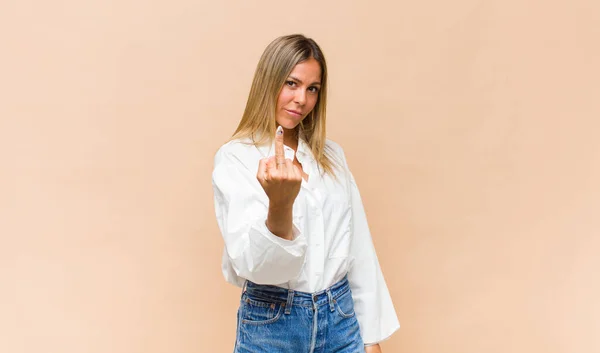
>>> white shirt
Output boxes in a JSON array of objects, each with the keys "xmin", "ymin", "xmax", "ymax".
[{"xmin": 211, "ymin": 136, "xmax": 400, "ymax": 345}]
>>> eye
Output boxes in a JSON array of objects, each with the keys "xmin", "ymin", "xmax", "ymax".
[
  {"xmin": 285, "ymin": 80, "xmax": 296, "ymax": 87},
  {"xmin": 308, "ymin": 86, "xmax": 320, "ymax": 93}
]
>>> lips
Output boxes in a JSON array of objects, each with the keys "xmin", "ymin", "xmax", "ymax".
[{"xmin": 285, "ymin": 109, "xmax": 302, "ymax": 117}]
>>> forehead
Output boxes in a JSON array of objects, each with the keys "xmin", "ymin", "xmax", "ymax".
[{"xmin": 289, "ymin": 58, "xmax": 322, "ymax": 83}]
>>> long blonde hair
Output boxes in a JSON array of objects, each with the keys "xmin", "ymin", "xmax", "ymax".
[{"xmin": 231, "ymin": 34, "xmax": 341, "ymax": 176}]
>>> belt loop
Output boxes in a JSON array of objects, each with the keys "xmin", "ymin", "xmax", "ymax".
[
  {"xmin": 326, "ymin": 289, "xmax": 335, "ymax": 312},
  {"xmin": 242, "ymin": 279, "xmax": 248, "ymax": 293},
  {"xmin": 285, "ymin": 289, "xmax": 294, "ymax": 315}
]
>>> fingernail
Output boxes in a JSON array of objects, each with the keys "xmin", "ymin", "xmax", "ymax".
[{"xmin": 276, "ymin": 126, "xmax": 283, "ymax": 136}]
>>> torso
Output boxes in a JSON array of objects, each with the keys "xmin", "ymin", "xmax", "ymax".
[{"xmin": 215, "ymin": 136, "xmax": 354, "ymax": 292}]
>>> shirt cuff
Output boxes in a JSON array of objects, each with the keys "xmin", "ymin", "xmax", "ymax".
[
  {"xmin": 362, "ymin": 324, "xmax": 399, "ymax": 347},
  {"xmin": 248, "ymin": 220, "xmax": 306, "ymax": 256}
]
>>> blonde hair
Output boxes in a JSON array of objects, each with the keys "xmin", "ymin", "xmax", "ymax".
[{"xmin": 230, "ymin": 34, "xmax": 341, "ymax": 177}]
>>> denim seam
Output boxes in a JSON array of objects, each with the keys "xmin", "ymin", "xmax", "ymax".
[{"xmin": 241, "ymin": 303, "xmax": 284, "ymax": 325}]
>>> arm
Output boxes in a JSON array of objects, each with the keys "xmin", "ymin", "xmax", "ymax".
[
  {"xmin": 212, "ymin": 147, "xmax": 307, "ymax": 285},
  {"xmin": 339, "ymin": 149, "xmax": 400, "ymax": 346},
  {"xmin": 259, "ymin": 125, "xmax": 303, "ymax": 240}
]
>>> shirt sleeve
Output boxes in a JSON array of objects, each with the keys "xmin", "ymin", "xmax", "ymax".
[
  {"xmin": 341, "ymin": 151, "xmax": 401, "ymax": 346},
  {"xmin": 212, "ymin": 147, "xmax": 308, "ymax": 285}
]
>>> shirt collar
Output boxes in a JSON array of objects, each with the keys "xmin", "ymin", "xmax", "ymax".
[{"xmin": 254, "ymin": 131, "xmax": 312, "ymax": 162}]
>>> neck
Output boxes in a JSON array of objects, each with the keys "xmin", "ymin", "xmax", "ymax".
[{"xmin": 282, "ymin": 127, "xmax": 299, "ymax": 150}]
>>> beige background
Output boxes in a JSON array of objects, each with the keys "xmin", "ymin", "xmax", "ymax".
[{"xmin": 1, "ymin": 0, "xmax": 599, "ymax": 352}]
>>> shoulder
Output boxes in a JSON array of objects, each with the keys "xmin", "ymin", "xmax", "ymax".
[
  {"xmin": 212, "ymin": 139, "xmax": 260, "ymax": 191},
  {"xmin": 325, "ymin": 138, "xmax": 344, "ymax": 156},
  {"xmin": 325, "ymin": 138, "xmax": 348, "ymax": 167},
  {"xmin": 214, "ymin": 137, "xmax": 259, "ymax": 166},
  {"xmin": 212, "ymin": 138, "xmax": 263, "ymax": 183}
]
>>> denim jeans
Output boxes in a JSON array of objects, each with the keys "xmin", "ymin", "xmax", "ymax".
[{"xmin": 234, "ymin": 274, "xmax": 365, "ymax": 352}]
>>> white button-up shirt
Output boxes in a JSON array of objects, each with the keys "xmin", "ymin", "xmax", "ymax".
[{"xmin": 211, "ymin": 136, "xmax": 400, "ymax": 345}]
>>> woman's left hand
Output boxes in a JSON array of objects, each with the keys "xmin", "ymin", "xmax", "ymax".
[{"xmin": 365, "ymin": 344, "xmax": 382, "ymax": 353}]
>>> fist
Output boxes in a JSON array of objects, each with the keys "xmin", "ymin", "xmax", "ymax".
[{"xmin": 256, "ymin": 126, "xmax": 302, "ymax": 207}]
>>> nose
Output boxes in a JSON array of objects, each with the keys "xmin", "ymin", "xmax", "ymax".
[{"xmin": 294, "ymin": 89, "xmax": 307, "ymax": 105}]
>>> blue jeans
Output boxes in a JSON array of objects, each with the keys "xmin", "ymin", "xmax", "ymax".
[{"xmin": 234, "ymin": 274, "xmax": 365, "ymax": 352}]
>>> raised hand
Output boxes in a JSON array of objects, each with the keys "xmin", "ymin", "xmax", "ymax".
[{"xmin": 257, "ymin": 126, "xmax": 302, "ymax": 208}]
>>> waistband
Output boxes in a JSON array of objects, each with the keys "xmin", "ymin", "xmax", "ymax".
[{"xmin": 243, "ymin": 274, "xmax": 351, "ymax": 311}]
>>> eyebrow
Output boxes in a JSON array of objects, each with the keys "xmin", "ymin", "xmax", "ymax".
[{"xmin": 289, "ymin": 76, "xmax": 321, "ymax": 86}]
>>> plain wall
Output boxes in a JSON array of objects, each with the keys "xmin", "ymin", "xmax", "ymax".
[{"xmin": 1, "ymin": 0, "xmax": 599, "ymax": 352}]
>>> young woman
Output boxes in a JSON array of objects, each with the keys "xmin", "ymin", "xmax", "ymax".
[{"xmin": 212, "ymin": 34, "xmax": 400, "ymax": 353}]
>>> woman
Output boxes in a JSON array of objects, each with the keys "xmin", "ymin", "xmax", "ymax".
[{"xmin": 212, "ymin": 34, "xmax": 400, "ymax": 352}]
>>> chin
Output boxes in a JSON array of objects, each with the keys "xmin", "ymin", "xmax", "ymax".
[{"xmin": 276, "ymin": 119, "xmax": 301, "ymax": 130}]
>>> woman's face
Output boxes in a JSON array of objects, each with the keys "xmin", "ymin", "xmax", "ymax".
[{"xmin": 275, "ymin": 57, "xmax": 322, "ymax": 131}]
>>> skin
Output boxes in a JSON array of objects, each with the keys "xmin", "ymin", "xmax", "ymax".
[
  {"xmin": 365, "ymin": 344, "xmax": 383, "ymax": 353},
  {"xmin": 257, "ymin": 57, "xmax": 322, "ymax": 239},
  {"xmin": 255, "ymin": 57, "xmax": 383, "ymax": 352},
  {"xmin": 275, "ymin": 57, "xmax": 322, "ymax": 150},
  {"xmin": 275, "ymin": 58, "xmax": 320, "ymax": 180},
  {"xmin": 256, "ymin": 126, "xmax": 303, "ymax": 240}
]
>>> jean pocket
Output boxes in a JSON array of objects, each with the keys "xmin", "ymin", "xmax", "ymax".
[
  {"xmin": 333, "ymin": 289, "xmax": 356, "ymax": 319},
  {"xmin": 240, "ymin": 294, "xmax": 284, "ymax": 325}
]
